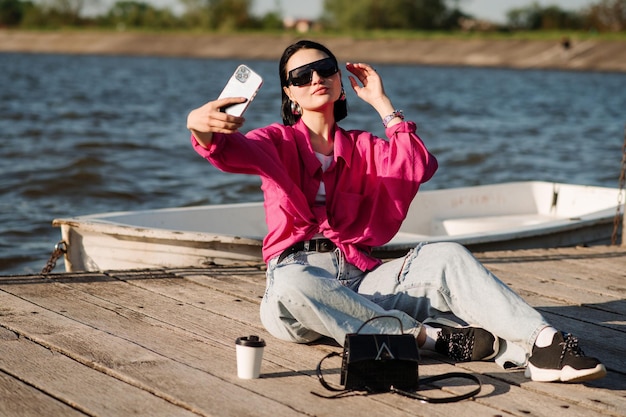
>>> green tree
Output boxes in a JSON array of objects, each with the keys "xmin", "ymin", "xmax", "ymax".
[
  {"xmin": 506, "ymin": 2, "xmax": 582, "ymax": 30},
  {"xmin": 15, "ymin": 0, "xmax": 100, "ymax": 26},
  {"xmin": 0, "ymin": 0, "xmax": 30, "ymax": 26},
  {"xmin": 40, "ymin": 0, "xmax": 87, "ymax": 23},
  {"xmin": 209, "ymin": 0, "xmax": 252, "ymax": 30},
  {"xmin": 584, "ymin": 0, "xmax": 626, "ymax": 31},
  {"xmin": 179, "ymin": 0, "xmax": 209, "ymax": 27},
  {"xmin": 322, "ymin": 0, "xmax": 456, "ymax": 31},
  {"xmin": 179, "ymin": 0, "xmax": 254, "ymax": 30},
  {"xmin": 103, "ymin": 1, "xmax": 180, "ymax": 29},
  {"xmin": 259, "ymin": 11, "xmax": 283, "ymax": 30}
]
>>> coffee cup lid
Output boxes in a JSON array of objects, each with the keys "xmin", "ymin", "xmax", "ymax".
[{"xmin": 236, "ymin": 335, "xmax": 266, "ymax": 347}]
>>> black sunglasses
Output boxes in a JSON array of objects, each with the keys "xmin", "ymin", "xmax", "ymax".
[{"xmin": 287, "ymin": 57, "xmax": 339, "ymax": 87}]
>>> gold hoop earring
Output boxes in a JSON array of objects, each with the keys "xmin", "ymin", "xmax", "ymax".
[{"xmin": 290, "ymin": 100, "xmax": 302, "ymax": 116}]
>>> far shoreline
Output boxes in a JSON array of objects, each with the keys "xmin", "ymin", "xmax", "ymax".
[{"xmin": 1, "ymin": 30, "xmax": 625, "ymax": 72}]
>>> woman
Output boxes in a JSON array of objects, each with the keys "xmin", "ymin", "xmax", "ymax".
[{"xmin": 187, "ymin": 40, "xmax": 605, "ymax": 382}]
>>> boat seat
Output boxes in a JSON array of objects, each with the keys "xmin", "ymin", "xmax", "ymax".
[{"xmin": 433, "ymin": 214, "xmax": 559, "ymax": 236}]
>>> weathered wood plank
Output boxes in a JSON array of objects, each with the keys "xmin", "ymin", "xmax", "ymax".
[
  {"xmin": 0, "ymin": 274, "xmax": 517, "ymax": 417},
  {"xmin": 1, "ymin": 246, "xmax": 624, "ymax": 417},
  {"xmin": 0, "ymin": 371, "xmax": 87, "ymax": 417},
  {"xmin": 0, "ymin": 325, "xmax": 89, "ymax": 417},
  {"xmin": 477, "ymin": 255, "xmax": 626, "ymax": 326},
  {"xmin": 478, "ymin": 247, "xmax": 626, "ymax": 299},
  {"xmin": 105, "ymin": 270, "xmax": 625, "ymax": 417},
  {"xmin": 459, "ymin": 361, "xmax": 626, "ymax": 417},
  {"xmin": 0, "ymin": 290, "xmax": 304, "ymax": 417},
  {"xmin": 1, "ymin": 275, "xmax": 504, "ymax": 416},
  {"xmin": 0, "ymin": 274, "xmax": 550, "ymax": 417},
  {"xmin": 0, "ymin": 336, "xmax": 199, "ymax": 417}
]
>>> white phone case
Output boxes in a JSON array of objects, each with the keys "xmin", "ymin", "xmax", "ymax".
[{"xmin": 217, "ymin": 65, "xmax": 263, "ymax": 117}]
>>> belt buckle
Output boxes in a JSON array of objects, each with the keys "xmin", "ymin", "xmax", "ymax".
[{"xmin": 318, "ymin": 240, "xmax": 332, "ymax": 252}]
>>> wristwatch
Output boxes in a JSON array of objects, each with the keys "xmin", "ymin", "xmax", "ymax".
[{"xmin": 382, "ymin": 110, "xmax": 404, "ymax": 127}]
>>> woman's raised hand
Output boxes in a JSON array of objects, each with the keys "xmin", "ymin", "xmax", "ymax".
[
  {"xmin": 186, "ymin": 97, "xmax": 247, "ymax": 148},
  {"xmin": 346, "ymin": 62, "xmax": 398, "ymax": 126},
  {"xmin": 346, "ymin": 62, "xmax": 388, "ymax": 105}
]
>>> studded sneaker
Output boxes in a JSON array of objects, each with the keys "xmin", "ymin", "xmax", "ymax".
[
  {"xmin": 525, "ymin": 331, "xmax": 606, "ymax": 382},
  {"xmin": 427, "ymin": 319, "xmax": 499, "ymax": 362}
]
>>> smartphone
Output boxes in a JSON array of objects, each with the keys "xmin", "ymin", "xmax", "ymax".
[{"xmin": 217, "ymin": 64, "xmax": 263, "ymax": 117}]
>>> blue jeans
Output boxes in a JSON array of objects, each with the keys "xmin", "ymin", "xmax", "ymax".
[{"xmin": 260, "ymin": 242, "xmax": 549, "ymax": 367}]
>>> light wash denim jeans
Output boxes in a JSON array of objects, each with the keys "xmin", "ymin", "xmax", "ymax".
[{"xmin": 260, "ymin": 241, "xmax": 549, "ymax": 367}]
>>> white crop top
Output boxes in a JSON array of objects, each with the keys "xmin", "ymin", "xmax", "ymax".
[{"xmin": 315, "ymin": 152, "xmax": 333, "ymax": 205}]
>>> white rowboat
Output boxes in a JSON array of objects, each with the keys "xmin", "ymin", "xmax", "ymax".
[{"xmin": 52, "ymin": 181, "xmax": 623, "ymax": 272}]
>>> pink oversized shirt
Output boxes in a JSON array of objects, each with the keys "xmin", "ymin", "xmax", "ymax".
[{"xmin": 191, "ymin": 119, "xmax": 438, "ymax": 271}]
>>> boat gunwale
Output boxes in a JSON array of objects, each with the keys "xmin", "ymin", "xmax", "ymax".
[{"xmin": 51, "ymin": 181, "xmax": 621, "ymax": 249}]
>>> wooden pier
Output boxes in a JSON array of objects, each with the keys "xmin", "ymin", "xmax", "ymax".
[{"xmin": 1, "ymin": 245, "xmax": 624, "ymax": 417}]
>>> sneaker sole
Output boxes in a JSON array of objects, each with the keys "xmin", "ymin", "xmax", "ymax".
[
  {"xmin": 525, "ymin": 363, "xmax": 607, "ymax": 382},
  {"xmin": 423, "ymin": 317, "xmax": 500, "ymax": 361}
]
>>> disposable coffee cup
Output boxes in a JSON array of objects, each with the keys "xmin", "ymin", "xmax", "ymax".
[{"xmin": 235, "ymin": 335, "xmax": 266, "ymax": 379}]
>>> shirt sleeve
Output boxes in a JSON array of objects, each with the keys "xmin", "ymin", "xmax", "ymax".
[
  {"xmin": 384, "ymin": 120, "xmax": 438, "ymax": 185},
  {"xmin": 327, "ymin": 121, "xmax": 438, "ymax": 253},
  {"xmin": 191, "ymin": 124, "xmax": 284, "ymax": 177}
]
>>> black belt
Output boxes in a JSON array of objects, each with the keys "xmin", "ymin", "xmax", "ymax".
[{"xmin": 277, "ymin": 239, "xmax": 336, "ymax": 263}]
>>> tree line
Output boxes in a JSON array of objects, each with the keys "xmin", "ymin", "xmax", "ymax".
[{"xmin": 1, "ymin": 0, "xmax": 624, "ymax": 32}]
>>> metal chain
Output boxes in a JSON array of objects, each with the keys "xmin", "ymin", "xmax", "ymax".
[
  {"xmin": 41, "ymin": 240, "xmax": 68, "ymax": 275},
  {"xmin": 611, "ymin": 125, "xmax": 626, "ymax": 245}
]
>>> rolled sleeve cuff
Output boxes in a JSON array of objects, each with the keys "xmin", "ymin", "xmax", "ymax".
[
  {"xmin": 191, "ymin": 133, "xmax": 222, "ymax": 157},
  {"xmin": 385, "ymin": 120, "xmax": 417, "ymax": 136}
]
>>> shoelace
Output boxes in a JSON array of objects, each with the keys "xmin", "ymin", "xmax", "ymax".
[
  {"xmin": 560, "ymin": 333, "xmax": 585, "ymax": 362},
  {"xmin": 441, "ymin": 333, "xmax": 474, "ymax": 362}
]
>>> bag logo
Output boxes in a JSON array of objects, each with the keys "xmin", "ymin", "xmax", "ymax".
[{"xmin": 375, "ymin": 342, "xmax": 395, "ymax": 360}]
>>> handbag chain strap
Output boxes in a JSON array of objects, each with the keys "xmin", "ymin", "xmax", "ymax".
[
  {"xmin": 391, "ymin": 373, "xmax": 482, "ymax": 403},
  {"xmin": 314, "ymin": 316, "xmax": 483, "ymax": 403},
  {"xmin": 315, "ymin": 352, "xmax": 345, "ymax": 393},
  {"xmin": 314, "ymin": 351, "xmax": 482, "ymax": 402}
]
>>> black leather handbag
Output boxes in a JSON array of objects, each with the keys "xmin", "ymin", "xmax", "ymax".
[{"xmin": 315, "ymin": 316, "xmax": 482, "ymax": 403}]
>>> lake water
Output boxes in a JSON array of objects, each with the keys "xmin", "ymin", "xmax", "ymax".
[{"xmin": 1, "ymin": 52, "xmax": 625, "ymax": 274}]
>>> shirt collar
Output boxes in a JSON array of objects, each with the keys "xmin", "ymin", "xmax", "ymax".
[
  {"xmin": 332, "ymin": 124, "xmax": 352, "ymax": 168},
  {"xmin": 293, "ymin": 119, "xmax": 353, "ymax": 171}
]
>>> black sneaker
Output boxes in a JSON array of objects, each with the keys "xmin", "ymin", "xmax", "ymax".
[
  {"xmin": 428, "ymin": 319, "xmax": 499, "ymax": 362},
  {"xmin": 525, "ymin": 332, "xmax": 607, "ymax": 382}
]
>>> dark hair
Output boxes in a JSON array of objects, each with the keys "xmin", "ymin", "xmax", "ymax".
[{"xmin": 279, "ymin": 40, "xmax": 348, "ymax": 126}]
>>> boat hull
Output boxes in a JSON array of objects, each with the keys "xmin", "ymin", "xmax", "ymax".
[{"xmin": 52, "ymin": 182, "xmax": 623, "ymax": 272}]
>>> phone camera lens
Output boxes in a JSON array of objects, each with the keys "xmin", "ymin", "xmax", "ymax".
[{"xmin": 236, "ymin": 67, "xmax": 250, "ymax": 83}]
